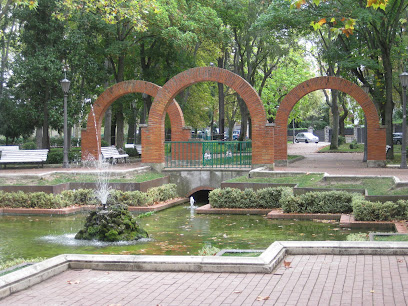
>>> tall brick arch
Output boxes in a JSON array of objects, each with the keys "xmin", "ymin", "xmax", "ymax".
[
  {"xmin": 81, "ymin": 80, "xmax": 189, "ymax": 160},
  {"xmin": 141, "ymin": 67, "xmax": 274, "ymax": 168},
  {"xmin": 275, "ymin": 76, "xmax": 386, "ymax": 167}
]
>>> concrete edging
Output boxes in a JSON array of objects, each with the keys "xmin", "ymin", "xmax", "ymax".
[{"xmin": 2, "ymin": 241, "xmax": 408, "ymax": 300}]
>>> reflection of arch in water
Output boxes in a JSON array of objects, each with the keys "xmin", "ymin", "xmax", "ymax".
[
  {"xmin": 81, "ymin": 80, "xmax": 189, "ymax": 160},
  {"xmin": 275, "ymin": 77, "xmax": 386, "ymax": 167},
  {"xmin": 141, "ymin": 67, "xmax": 274, "ymax": 169}
]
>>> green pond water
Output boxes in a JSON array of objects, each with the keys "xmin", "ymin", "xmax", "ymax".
[{"xmin": 0, "ymin": 205, "xmax": 367, "ymax": 262}]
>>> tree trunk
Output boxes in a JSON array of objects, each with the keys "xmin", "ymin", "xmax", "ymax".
[
  {"xmin": 116, "ymin": 103, "xmax": 125, "ymax": 149},
  {"xmin": 35, "ymin": 127, "xmax": 42, "ymax": 149},
  {"xmin": 339, "ymin": 94, "xmax": 348, "ymax": 137},
  {"xmin": 42, "ymin": 98, "xmax": 50, "ymax": 150},
  {"xmin": 330, "ymin": 90, "xmax": 339, "ymax": 150},
  {"xmin": 383, "ymin": 51, "xmax": 394, "ymax": 159},
  {"xmin": 217, "ymin": 57, "xmax": 225, "ymax": 137},
  {"xmin": 237, "ymin": 96, "xmax": 248, "ymax": 140}
]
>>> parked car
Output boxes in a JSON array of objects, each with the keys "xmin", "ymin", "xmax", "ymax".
[
  {"xmin": 295, "ymin": 132, "xmax": 319, "ymax": 143},
  {"xmin": 393, "ymin": 132, "xmax": 403, "ymax": 145}
]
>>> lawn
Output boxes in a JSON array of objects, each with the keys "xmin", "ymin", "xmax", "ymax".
[
  {"xmin": 227, "ymin": 174, "xmax": 408, "ymax": 196},
  {"xmin": 0, "ymin": 172, "xmax": 164, "ymax": 186}
]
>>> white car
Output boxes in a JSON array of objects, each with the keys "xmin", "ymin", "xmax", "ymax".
[{"xmin": 295, "ymin": 132, "xmax": 319, "ymax": 143}]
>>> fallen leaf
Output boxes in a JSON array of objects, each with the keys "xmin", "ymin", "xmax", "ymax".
[
  {"xmin": 370, "ymin": 290, "xmax": 375, "ymax": 293},
  {"xmin": 67, "ymin": 280, "xmax": 80, "ymax": 285},
  {"xmin": 256, "ymin": 296, "xmax": 269, "ymax": 301},
  {"xmin": 233, "ymin": 291, "xmax": 242, "ymax": 294}
]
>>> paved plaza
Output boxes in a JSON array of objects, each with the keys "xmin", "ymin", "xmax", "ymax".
[{"xmin": 1, "ymin": 254, "xmax": 408, "ymax": 305}]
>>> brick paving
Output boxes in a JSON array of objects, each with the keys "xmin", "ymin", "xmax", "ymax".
[{"xmin": 2, "ymin": 254, "xmax": 408, "ymax": 305}]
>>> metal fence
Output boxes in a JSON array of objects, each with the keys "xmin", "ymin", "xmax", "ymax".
[{"xmin": 164, "ymin": 141, "xmax": 252, "ymax": 168}]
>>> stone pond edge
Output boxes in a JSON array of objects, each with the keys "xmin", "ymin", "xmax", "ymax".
[{"xmin": 2, "ymin": 241, "xmax": 408, "ymax": 300}]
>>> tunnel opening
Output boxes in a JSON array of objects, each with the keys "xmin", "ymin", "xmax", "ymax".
[{"xmin": 189, "ymin": 189, "xmax": 211, "ymax": 205}]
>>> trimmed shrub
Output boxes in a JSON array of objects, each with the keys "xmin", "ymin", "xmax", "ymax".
[
  {"xmin": 22, "ymin": 142, "xmax": 36, "ymax": 150},
  {"xmin": 46, "ymin": 148, "xmax": 82, "ymax": 164},
  {"xmin": 124, "ymin": 147, "xmax": 139, "ymax": 157},
  {"xmin": 0, "ymin": 191, "xmax": 69, "ymax": 209},
  {"xmin": 109, "ymin": 190, "xmax": 149, "ymax": 207},
  {"xmin": 281, "ymin": 191, "xmax": 356, "ymax": 214},
  {"xmin": 146, "ymin": 184, "xmax": 178, "ymax": 203},
  {"xmin": 61, "ymin": 189, "xmax": 98, "ymax": 205},
  {"xmin": 352, "ymin": 198, "xmax": 408, "ymax": 221},
  {"xmin": 209, "ymin": 187, "xmax": 293, "ymax": 209}
]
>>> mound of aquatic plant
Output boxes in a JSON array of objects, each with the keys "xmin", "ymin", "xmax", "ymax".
[{"xmin": 75, "ymin": 204, "xmax": 148, "ymax": 242}]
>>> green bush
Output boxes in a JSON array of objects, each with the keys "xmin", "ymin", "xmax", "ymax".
[
  {"xmin": 352, "ymin": 198, "xmax": 408, "ymax": 221},
  {"xmin": 209, "ymin": 187, "xmax": 293, "ymax": 209},
  {"xmin": 109, "ymin": 190, "xmax": 149, "ymax": 206},
  {"xmin": 281, "ymin": 191, "xmax": 356, "ymax": 214},
  {"xmin": 46, "ymin": 148, "xmax": 82, "ymax": 164},
  {"xmin": 22, "ymin": 142, "xmax": 36, "ymax": 150},
  {"xmin": 124, "ymin": 147, "xmax": 139, "ymax": 157},
  {"xmin": 0, "ymin": 184, "xmax": 179, "ymax": 209},
  {"xmin": 338, "ymin": 135, "xmax": 346, "ymax": 146},
  {"xmin": 0, "ymin": 191, "xmax": 69, "ymax": 209},
  {"xmin": 147, "ymin": 184, "xmax": 178, "ymax": 203},
  {"xmin": 101, "ymin": 139, "xmax": 109, "ymax": 147}
]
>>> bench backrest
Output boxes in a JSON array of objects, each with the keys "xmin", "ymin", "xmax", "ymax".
[
  {"xmin": 0, "ymin": 149, "xmax": 49, "ymax": 162},
  {"xmin": 0, "ymin": 146, "xmax": 19, "ymax": 151}
]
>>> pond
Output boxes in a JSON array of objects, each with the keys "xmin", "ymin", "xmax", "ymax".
[{"xmin": 0, "ymin": 205, "xmax": 367, "ymax": 262}]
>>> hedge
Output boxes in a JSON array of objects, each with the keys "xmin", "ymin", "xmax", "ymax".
[
  {"xmin": 209, "ymin": 187, "xmax": 293, "ymax": 209},
  {"xmin": 0, "ymin": 184, "xmax": 179, "ymax": 209},
  {"xmin": 281, "ymin": 191, "xmax": 358, "ymax": 214},
  {"xmin": 352, "ymin": 198, "xmax": 408, "ymax": 221}
]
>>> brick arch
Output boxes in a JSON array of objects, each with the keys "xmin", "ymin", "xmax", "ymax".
[
  {"xmin": 275, "ymin": 76, "xmax": 386, "ymax": 167},
  {"xmin": 142, "ymin": 67, "xmax": 274, "ymax": 168},
  {"xmin": 81, "ymin": 80, "xmax": 189, "ymax": 160},
  {"xmin": 186, "ymin": 186, "xmax": 214, "ymax": 198}
]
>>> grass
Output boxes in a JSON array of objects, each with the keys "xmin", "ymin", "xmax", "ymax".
[
  {"xmin": 0, "ymin": 172, "xmax": 164, "ymax": 186},
  {"xmin": 373, "ymin": 234, "xmax": 408, "ymax": 242},
  {"xmin": 0, "ymin": 257, "xmax": 45, "ymax": 276},
  {"xmin": 226, "ymin": 174, "xmax": 408, "ymax": 196},
  {"xmin": 318, "ymin": 143, "xmax": 364, "ymax": 153},
  {"xmin": 221, "ymin": 252, "xmax": 261, "ymax": 257}
]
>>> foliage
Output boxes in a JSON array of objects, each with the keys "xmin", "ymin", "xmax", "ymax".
[
  {"xmin": 46, "ymin": 148, "xmax": 82, "ymax": 164},
  {"xmin": 197, "ymin": 245, "xmax": 220, "ymax": 256},
  {"xmin": 346, "ymin": 232, "xmax": 369, "ymax": 241},
  {"xmin": 0, "ymin": 191, "xmax": 69, "ymax": 209},
  {"xmin": 75, "ymin": 204, "xmax": 149, "ymax": 242},
  {"xmin": 281, "ymin": 191, "xmax": 358, "ymax": 213},
  {"xmin": 0, "ymin": 257, "xmax": 45, "ymax": 277},
  {"xmin": 209, "ymin": 187, "xmax": 293, "ymax": 209},
  {"xmin": 0, "ymin": 184, "xmax": 178, "ymax": 208},
  {"xmin": 352, "ymin": 199, "xmax": 408, "ymax": 221},
  {"xmin": 147, "ymin": 184, "xmax": 178, "ymax": 204},
  {"xmin": 22, "ymin": 142, "xmax": 36, "ymax": 150}
]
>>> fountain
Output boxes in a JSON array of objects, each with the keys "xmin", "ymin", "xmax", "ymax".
[{"xmin": 74, "ymin": 105, "xmax": 148, "ymax": 242}]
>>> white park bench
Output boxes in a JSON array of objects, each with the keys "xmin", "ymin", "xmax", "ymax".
[
  {"xmin": 0, "ymin": 146, "xmax": 19, "ymax": 151},
  {"xmin": 0, "ymin": 149, "xmax": 49, "ymax": 168},
  {"xmin": 101, "ymin": 146, "xmax": 129, "ymax": 163}
]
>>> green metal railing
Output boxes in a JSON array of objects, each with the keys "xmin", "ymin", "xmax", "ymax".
[{"xmin": 165, "ymin": 141, "xmax": 252, "ymax": 168}]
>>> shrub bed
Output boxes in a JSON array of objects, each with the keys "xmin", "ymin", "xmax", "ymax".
[
  {"xmin": 352, "ymin": 198, "xmax": 408, "ymax": 221},
  {"xmin": 209, "ymin": 187, "xmax": 293, "ymax": 209},
  {"xmin": 281, "ymin": 191, "xmax": 358, "ymax": 214},
  {"xmin": 0, "ymin": 184, "xmax": 179, "ymax": 209}
]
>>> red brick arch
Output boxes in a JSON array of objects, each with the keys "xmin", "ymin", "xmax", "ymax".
[
  {"xmin": 142, "ymin": 67, "xmax": 274, "ymax": 168},
  {"xmin": 81, "ymin": 80, "xmax": 189, "ymax": 160},
  {"xmin": 275, "ymin": 76, "xmax": 386, "ymax": 167}
]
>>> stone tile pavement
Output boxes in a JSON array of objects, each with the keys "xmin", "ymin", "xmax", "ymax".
[{"xmin": 1, "ymin": 254, "xmax": 408, "ymax": 305}]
